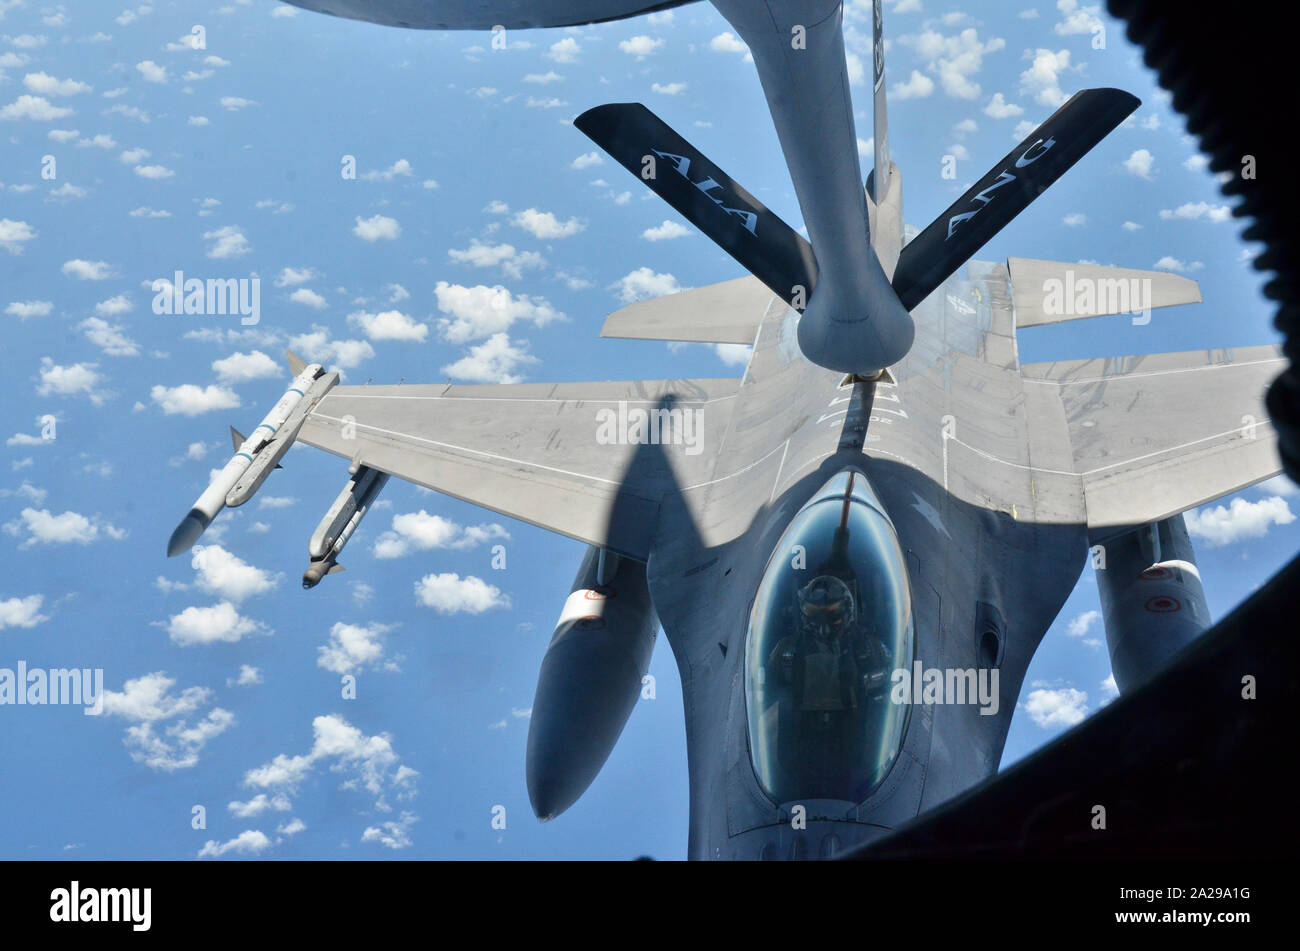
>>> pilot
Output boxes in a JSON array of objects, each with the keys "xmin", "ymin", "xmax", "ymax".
[{"xmin": 769, "ymin": 575, "xmax": 892, "ymax": 714}]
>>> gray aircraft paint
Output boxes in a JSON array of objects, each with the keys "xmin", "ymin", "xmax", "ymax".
[{"xmin": 169, "ymin": 0, "xmax": 1286, "ymax": 859}]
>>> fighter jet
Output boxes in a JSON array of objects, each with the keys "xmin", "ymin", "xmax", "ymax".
[{"xmin": 167, "ymin": 1, "xmax": 1285, "ymax": 858}]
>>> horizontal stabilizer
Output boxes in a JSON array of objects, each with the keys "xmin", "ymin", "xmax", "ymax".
[
  {"xmin": 575, "ymin": 103, "xmax": 818, "ymax": 312},
  {"xmin": 893, "ymin": 88, "xmax": 1139, "ymax": 311},
  {"xmin": 601, "ymin": 275, "xmax": 774, "ymax": 344},
  {"xmin": 1023, "ymin": 345, "xmax": 1285, "ymax": 534},
  {"xmin": 1009, "ymin": 257, "xmax": 1201, "ymax": 327}
]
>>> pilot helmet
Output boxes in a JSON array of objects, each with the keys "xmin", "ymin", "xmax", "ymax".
[{"xmin": 796, "ymin": 575, "xmax": 856, "ymax": 640}]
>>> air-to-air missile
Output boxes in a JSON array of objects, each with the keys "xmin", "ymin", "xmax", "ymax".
[
  {"xmin": 166, "ymin": 352, "xmax": 336, "ymax": 557},
  {"xmin": 302, "ymin": 464, "xmax": 390, "ymax": 589}
]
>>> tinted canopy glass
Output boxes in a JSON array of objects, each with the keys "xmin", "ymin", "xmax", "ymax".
[{"xmin": 745, "ymin": 469, "xmax": 913, "ymax": 804}]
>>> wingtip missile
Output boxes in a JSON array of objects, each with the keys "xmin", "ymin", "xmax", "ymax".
[
  {"xmin": 166, "ymin": 361, "xmax": 327, "ymax": 556},
  {"xmin": 166, "ymin": 509, "xmax": 209, "ymax": 557}
]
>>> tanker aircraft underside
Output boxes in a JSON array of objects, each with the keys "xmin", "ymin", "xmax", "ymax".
[{"xmin": 166, "ymin": 1, "xmax": 1284, "ymax": 859}]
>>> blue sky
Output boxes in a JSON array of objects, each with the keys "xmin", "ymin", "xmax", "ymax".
[{"xmin": 0, "ymin": 0, "xmax": 1295, "ymax": 860}]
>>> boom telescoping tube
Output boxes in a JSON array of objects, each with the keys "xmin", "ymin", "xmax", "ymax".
[{"xmin": 166, "ymin": 362, "xmax": 323, "ymax": 556}]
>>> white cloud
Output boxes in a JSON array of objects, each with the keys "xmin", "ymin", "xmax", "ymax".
[
  {"xmin": 1062, "ymin": 212, "xmax": 1086, "ymax": 227},
  {"xmin": 6, "ymin": 299, "xmax": 52, "ymax": 318},
  {"xmin": 1055, "ymin": 0, "xmax": 1104, "ymax": 36},
  {"xmin": 547, "ymin": 37, "xmax": 580, "ymax": 63},
  {"xmin": 118, "ymin": 146, "xmax": 149, "ymax": 164},
  {"xmin": 1024, "ymin": 686, "xmax": 1089, "ymax": 728},
  {"xmin": 984, "ymin": 91, "xmax": 1024, "ymax": 118},
  {"xmin": 274, "ymin": 266, "xmax": 315, "ymax": 287},
  {"xmin": 1185, "ymin": 495, "xmax": 1295, "ymax": 547},
  {"xmin": 229, "ymin": 665, "xmax": 263, "ymax": 688},
  {"xmin": 714, "ymin": 343, "xmax": 752, "ymax": 367},
  {"xmin": 4, "ymin": 507, "xmax": 122, "ymax": 547},
  {"xmin": 227, "ymin": 793, "xmax": 289, "ymax": 818},
  {"xmin": 93, "ymin": 294, "xmax": 132, "ymax": 316},
  {"xmin": 61, "ymin": 258, "xmax": 112, "ymax": 279},
  {"xmin": 198, "ymin": 830, "xmax": 272, "ymax": 859},
  {"xmin": 613, "ymin": 266, "xmax": 683, "ymax": 303},
  {"xmin": 346, "ymin": 309, "xmax": 428, "ymax": 342},
  {"xmin": 372, "ymin": 511, "xmax": 508, "ymax": 559},
  {"xmin": 23, "ymin": 71, "xmax": 90, "ymax": 96},
  {"xmin": 102, "ymin": 671, "xmax": 234, "ymax": 772},
  {"xmin": 891, "ymin": 69, "xmax": 935, "ymax": 99},
  {"xmin": 219, "ymin": 96, "xmax": 256, "ymax": 111},
  {"xmin": 203, "ymin": 225, "xmax": 251, "ymax": 259},
  {"xmin": 1121, "ymin": 220, "xmax": 1142, "ymax": 231},
  {"xmin": 433, "ymin": 282, "xmax": 563, "ymax": 343},
  {"xmin": 135, "ymin": 60, "xmax": 166, "ymax": 83},
  {"xmin": 652, "ymin": 81, "xmax": 686, "ymax": 95},
  {"xmin": 133, "ymin": 163, "xmax": 174, "ymax": 179},
  {"xmin": 150, "ymin": 383, "xmax": 241, "ymax": 416},
  {"xmin": 164, "ymin": 601, "xmax": 267, "ymax": 646},
  {"xmin": 287, "ymin": 327, "xmax": 374, "ymax": 369},
  {"xmin": 1066, "ymin": 610, "xmax": 1100, "ymax": 639},
  {"xmin": 0, "ymin": 94, "xmax": 73, "ymax": 120},
  {"xmin": 79, "ymin": 317, "xmax": 139, "ymax": 356},
  {"xmin": 317, "ymin": 621, "xmax": 391, "ymax": 675},
  {"xmin": 190, "ymin": 545, "xmax": 277, "ymax": 602},
  {"xmin": 0, "ymin": 594, "xmax": 48, "ymax": 629},
  {"xmin": 642, "ymin": 220, "xmax": 689, "ymax": 241},
  {"xmin": 1152, "ymin": 256, "xmax": 1203, "ymax": 273},
  {"xmin": 440, "ymin": 333, "xmax": 536, "ymax": 383},
  {"xmin": 0, "ymin": 218, "xmax": 36, "ymax": 253},
  {"xmin": 212, "ymin": 350, "xmax": 279, "ymax": 384},
  {"xmin": 360, "ymin": 158, "xmax": 413, "ymax": 182},
  {"xmin": 36, "ymin": 357, "xmax": 104, "ymax": 402},
  {"xmin": 1123, "ymin": 148, "xmax": 1155, "ymax": 179},
  {"xmin": 361, "ymin": 812, "xmax": 417, "ymax": 850},
  {"xmin": 353, "ymin": 214, "xmax": 400, "ymax": 242},
  {"xmin": 710, "ymin": 32, "xmax": 748, "ymax": 54},
  {"xmin": 288, "ymin": 287, "xmax": 327, "ymax": 309},
  {"xmin": 414, "ymin": 572, "xmax": 509, "ymax": 614},
  {"xmin": 1158, "ymin": 201, "xmax": 1232, "ymax": 223},
  {"xmin": 570, "ymin": 151, "xmax": 603, "ymax": 170},
  {"xmin": 619, "ymin": 35, "xmax": 663, "ymax": 58},
  {"xmin": 447, "ymin": 240, "xmax": 544, "ymax": 280},
  {"xmin": 524, "ymin": 70, "xmax": 563, "ymax": 84},
  {"xmin": 1018, "ymin": 48, "xmax": 1072, "ymax": 107},
  {"xmin": 903, "ymin": 26, "xmax": 1006, "ymax": 100},
  {"xmin": 511, "ymin": 207, "xmax": 584, "ymax": 239},
  {"xmin": 242, "ymin": 713, "xmax": 419, "ymax": 816}
]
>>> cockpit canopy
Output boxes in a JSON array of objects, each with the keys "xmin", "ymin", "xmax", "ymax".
[{"xmin": 745, "ymin": 469, "xmax": 914, "ymax": 804}]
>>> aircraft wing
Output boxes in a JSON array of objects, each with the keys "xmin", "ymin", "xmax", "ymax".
[
  {"xmin": 294, "ymin": 377, "xmax": 739, "ymax": 561},
  {"xmin": 1022, "ymin": 345, "xmax": 1285, "ymax": 535}
]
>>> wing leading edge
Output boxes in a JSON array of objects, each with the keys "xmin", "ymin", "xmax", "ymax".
[{"xmin": 295, "ymin": 377, "xmax": 740, "ymax": 560}]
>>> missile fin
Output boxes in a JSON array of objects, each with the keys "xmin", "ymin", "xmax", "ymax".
[
  {"xmin": 327, "ymin": 563, "xmax": 345, "ymax": 575},
  {"xmin": 286, "ymin": 349, "xmax": 308, "ymax": 376}
]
